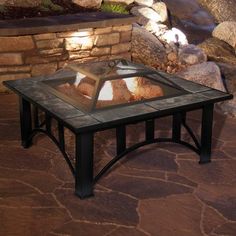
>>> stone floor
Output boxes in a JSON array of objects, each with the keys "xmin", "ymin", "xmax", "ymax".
[{"xmin": 0, "ymin": 94, "xmax": 236, "ymax": 236}]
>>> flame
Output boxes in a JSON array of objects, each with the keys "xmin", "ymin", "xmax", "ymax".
[
  {"xmin": 74, "ymin": 72, "xmax": 86, "ymax": 86},
  {"xmin": 98, "ymin": 81, "xmax": 113, "ymax": 101},
  {"xmin": 123, "ymin": 77, "xmax": 137, "ymax": 94}
]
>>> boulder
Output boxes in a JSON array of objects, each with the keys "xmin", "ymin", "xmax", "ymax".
[
  {"xmin": 130, "ymin": 6, "xmax": 164, "ymax": 24},
  {"xmin": 72, "ymin": 0, "xmax": 102, "ymax": 8},
  {"xmin": 178, "ymin": 44, "xmax": 207, "ymax": 65},
  {"xmin": 198, "ymin": 37, "xmax": 236, "ymax": 65},
  {"xmin": 177, "ymin": 62, "xmax": 225, "ymax": 91},
  {"xmin": 163, "ymin": 0, "xmax": 200, "ymax": 19},
  {"xmin": 160, "ymin": 27, "xmax": 188, "ymax": 45},
  {"xmin": 219, "ymin": 91, "xmax": 236, "ymax": 117},
  {"xmin": 134, "ymin": 0, "xmax": 153, "ymax": 7},
  {"xmin": 191, "ymin": 10, "xmax": 215, "ymax": 26},
  {"xmin": 197, "ymin": 0, "xmax": 236, "ymax": 23},
  {"xmin": 131, "ymin": 25, "xmax": 167, "ymax": 68},
  {"xmin": 217, "ymin": 62, "xmax": 236, "ymax": 93},
  {"xmin": 144, "ymin": 21, "xmax": 168, "ymax": 36},
  {"xmin": 152, "ymin": 2, "xmax": 168, "ymax": 23},
  {"xmin": 103, "ymin": 0, "xmax": 134, "ymax": 5},
  {"xmin": 0, "ymin": 0, "xmax": 42, "ymax": 7},
  {"xmin": 212, "ymin": 21, "xmax": 236, "ymax": 49}
]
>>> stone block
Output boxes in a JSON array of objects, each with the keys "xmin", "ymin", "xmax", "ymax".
[
  {"xmin": 39, "ymin": 48, "xmax": 64, "ymax": 56},
  {"xmin": 0, "ymin": 73, "xmax": 31, "ymax": 92},
  {"xmin": 113, "ymin": 25, "xmax": 132, "ymax": 32},
  {"xmin": 0, "ymin": 36, "xmax": 34, "ymax": 52},
  {"xmin": 120, "ymin": 31, "xmax": 132, "ymax": 43},
  {"xmin": 111, "ymin": 42, "xmax": 131, "ymax": 54},
  {"xmin": 69, "ymin": 51, "xmax": 91, "ymax": 60},
  {"xmin": 57, "ymin": 29, "xmax": 94, "ymax": 38},
  {"xmin": 0, "ymin": 65, "xmax": 31, "ymax": 73},
  {"xmin": 25, "ymin": 53, "xmax": 68, "ymax": 64},
  {"xmin": 36, "ymin": 39, "xmax": 64, "ymax": 49},
  {"xmin": 34, "ymin": 33, "xmax": 57, "ymax": 40},
  {"xmin": 95, "ymin": 33, "xmax": 120, "ymax": 46},
  {"xmin": 110, "ymin": 52, "xmax": 131, "ymax": 61},
  {"xmin": 94, "ymin": 27, "xmax": 112, "ymax": 35},
  {"xmin": 0, "ymin": 53, "xmax": 23, "ymax": 66},
  {"xmin": 65, "ymin": 36, "xmax": 94, "ymax": 51},
  {"xmin": 91, "ymin": 47, "xmax": 111, "ymax": 56},
  {"xmin": 58, "ymin": 61, "xmax": 68, "ymax": 69},
  {"xmin": 31, "ymin": 63, "xmax": 58, "ymax": 77}
]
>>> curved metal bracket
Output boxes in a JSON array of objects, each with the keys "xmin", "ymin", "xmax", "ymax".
[
  {"xmin": 27, "ymin": 128, "xmax": 75, "ymax": 176},
  {"xmin": 94, "ymin": 137, "xmax": 199, "ymax": 183}
]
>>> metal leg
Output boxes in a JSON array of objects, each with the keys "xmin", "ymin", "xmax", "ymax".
[
  {"xmin": 199, "ymin": 104, "xmax": 214, "ymax": 164},
  {"xmin": 116, "ymin": 125, "xmax": 126, "ymax": 155},
  {"xmin": 19, "ymin": 97, "xmax": 32, "ymax": 148},
  {"xmin": 58, "ymin": 122, "xmax": 65, "ymax": 152},
  {"xmin": 172, "ymin": 112, "xmax": 182, "ymax": 142},
  {"xmin": 33, "ymin": 106, "xmax": 39, "ymax": 128},
  {"xmin": 75, "ymin": 133, "xmax": 94, "ymax": 199},
  {"xmin": 146, "ymin": 119, "xmax": 155, "ymax": 141},
  {"xmin": 45, "ymin": 113, "xmax": 52, "ymax": 134}
]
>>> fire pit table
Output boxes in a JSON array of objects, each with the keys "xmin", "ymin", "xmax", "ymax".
[{"xmin": 3, "ymin": 59, "xmax": 233, "ymax": 199}]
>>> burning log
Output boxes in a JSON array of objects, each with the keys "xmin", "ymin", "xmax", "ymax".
[{"xmin": 57, "ymin": 76, "xmax": 164, "ymax": 107}]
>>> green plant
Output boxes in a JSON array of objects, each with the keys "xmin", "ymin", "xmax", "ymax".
[
  {"xmin": 0, "ymin": 5, "xmax": 6, "ymax": 13},
  {"xmin": 40, "ymin": 0, "xmax": 63, "ymax": 12},
  {"xmin": 101, "ymin": 3, "xmax": 129, "ymax": 14}
]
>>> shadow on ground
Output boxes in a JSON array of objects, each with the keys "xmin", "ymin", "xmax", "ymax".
[{"xmin": 0, "ymin": 94, "xmax": 235, "ymax": 236}]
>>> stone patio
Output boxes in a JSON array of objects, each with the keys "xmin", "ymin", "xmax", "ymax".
[{"xmin": 0, "ymin": 93, "xmax": 236, "ymax": 236}]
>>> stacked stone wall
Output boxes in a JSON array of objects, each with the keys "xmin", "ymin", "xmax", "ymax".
[{"xmin": 0, "ymin": 24, "xmax": 132, "ymax": 92}]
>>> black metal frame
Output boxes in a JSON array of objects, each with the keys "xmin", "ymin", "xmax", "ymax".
[{"xmin": 19, "ymin": 97, "xmax": 214, "ymax": 199}]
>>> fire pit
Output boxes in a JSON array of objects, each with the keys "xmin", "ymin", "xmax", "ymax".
[
  {"xmin": 3, "ymin": 59, "xmax": 233, "ymax": 199},
  {"xmin": 42, "ymin": 60, "xmax": 187, "ymax": 112}
]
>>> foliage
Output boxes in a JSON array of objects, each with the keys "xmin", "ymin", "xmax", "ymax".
[
  {"xmin": 40, "ymin": 0, "xmax": 63, "ymax": 12},
  {"xmin": 0, "ymin": 5, "xmax": 6, "ymax": 13},
  {"xmin": 100, "ymin": 2, "xmax": 129, "ymax": 14}
]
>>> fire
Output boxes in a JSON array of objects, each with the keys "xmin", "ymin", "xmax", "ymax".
[
  {"xmin": 98, "ymin": 81, "xmax": 113, "ymax": 101},
  {"xmin": 57, "ymin": 76, "xmax": 164, "ymax": 106},
  {"xmin": 123, "ymin": 77, "xmax": 137, "ymax": 94}
]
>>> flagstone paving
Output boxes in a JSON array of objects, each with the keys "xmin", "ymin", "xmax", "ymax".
[{"xmin": 0, "ymin": 94, "xmax": 235, "ymax": 236}]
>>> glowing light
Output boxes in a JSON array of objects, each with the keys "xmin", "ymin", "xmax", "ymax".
[
  {"xmin": 74, "ymin": 72, "xmax": 86, "ymax": 86},
  {"xmin": 123, "ymin": 77, "xmax": 137, "ymax": 94},
  {"xmin": 98, "ymin": 81, "xmax": 113, "ymax": 101},
  {"xmin": 161, "ymin": 27, "xmax": 188, "ymax": 45},
  {"xmin": 67, "ymin": 35, "xmax": 94, "ymax": 49}
]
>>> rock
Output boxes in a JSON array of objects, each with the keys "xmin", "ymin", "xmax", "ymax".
[
  {"xmin": 95, "ymin": 33, "xmax": 120, "ymax": 46},
  {"xmin": 145, "ymin": 21, "xmax": 168, "ymax": 36},
  {"xmin": 0, "ymin": 0, "xmax": 42, "ymax": 7},
  {"xmin": 160, "ymin": 27, "xmax": 188, "ymax": 45},
  {"xmin": 72, "ymin": 0, "xmax": 102, "ymax": 8},
  {"xmin": 103, "ymin": 0, "xmax": 134, "ymax": 5},
  {"xmin": 163, "ymin": 0, "xmax": 200, "ymax": 19},
  {"xmin": 167, "ymin": 52, "xmax": 177, "ymax": 62},
  {"xmin": 0, "ymin": 53, "xmax": 23, "ymax": 66},
  {"xmin": 131, "ymin": 25, "xmax": 167, "ymax": 68},
  {"xmin": 178, "ymin": 44, "xmax": 207, "ymax": 65},
  {"xmin": 217, "ymin": 63, "xmax": 236, "ymax": 93},
  {"xmin": 134, "ymin": 0, "xmax": 153, "ymax": 7},
  {"xmin": 197, "ymin": 0, "xmax": 236, "ymax": 23},
  {"xmin": 191, "ymin": 10, "xmax": 215, "ymax": 26},
  {"xmin": 130, "ymin": 6, "xmax": 163, "ymax": 24},
  {"xmin": 198, "ymin": 37, "xmax": 236, "ymax": 65},
  {"xmin": 0, "ymin": 36, "xmax": 35, "ymax": 52},
  {"xmin": 152, "ymin": 2, "xmax": 168, "ymax": 23},
  {"xmin": 212, "ymin": 21, "xmax": 236, "ymax": 49},
  {"xmin": 177, "ymin": 62, "xmax": 226, "ymax": 91},
  {"xmin": 220, "ymin": 91, "xmax": 236, "ymax": 117}
]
